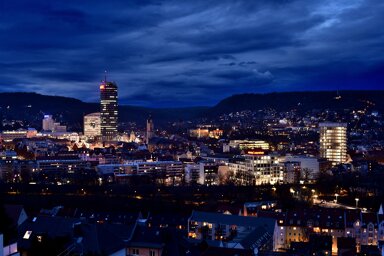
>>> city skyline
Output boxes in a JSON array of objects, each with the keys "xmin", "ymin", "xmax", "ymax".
[{"xmin": 0, "ymin": 0, "xmax": 383, "ymax": 107}]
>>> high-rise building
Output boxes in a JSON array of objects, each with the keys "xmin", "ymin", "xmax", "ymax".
[
  {"xmin": 146, "ymin": 116, "xmax": 154, "ymax": 144},
  {"xmin": 42, "ymin": 115, "xmax": 66, "ymax": 132},
  {"xmin": 100, "ymin": 79, "xmax": 118, "ymax": 141},
  {"xmin": 84, "ymin": 112, "xmax": 101, "ymax": 138},
  {"xmin": 319, "ymin": 122, "xmax": 347, "ymax": 165},
  {"xmin": 42, "ymin": 115, "xmax": 55, "ymax": 131}
]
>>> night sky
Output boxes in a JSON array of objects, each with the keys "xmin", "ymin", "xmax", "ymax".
[{"xmin": 0, "ymin": 0, "xmax": 383, "ymax": 107}]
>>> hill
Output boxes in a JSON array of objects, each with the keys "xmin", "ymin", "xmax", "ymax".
[
  {"xmin": 211, "ymin": 90, "xmax": 384, "ymax": 114},
  {"xmin": 0, "ymin": 91, "xmax": 383, "ymax": 131},
  {"xmin": 0, "ymin": 92, "xmax": 207, "ymax": 130}
]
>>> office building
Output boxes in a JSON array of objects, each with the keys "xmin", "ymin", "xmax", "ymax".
[
  {"xmin": 42, "ymin": 115, "xmax": 55, "ymax": 131},
  {"xmin": 228, "ymin": 153, "xmax": 284, "ymax": 185},
  {"xmin": 97, "ymin": 161, "xmax": 184, "ymax": 186},
  {"xmin": 84, "ymin": 112, "xmax": 101, "ymax": 138},
  {"xmin": 319, "ymin": 122, "xmax": 347, "ymax": 165},
  {"xmin": 100, "ymin": 79, "xmax": 118, "ymax": 141},
  {"xmin": 229, "ymin": 140, "xmax": 270, "ymax": 151},
  {"xmin": 42, "ymin": 115, "xmax": 66, "ymax": 132}
]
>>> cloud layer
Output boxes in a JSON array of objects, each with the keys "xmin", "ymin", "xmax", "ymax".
[{"xmin": 0, "ymin": 0, "xmax": 383, "ymax": 107}]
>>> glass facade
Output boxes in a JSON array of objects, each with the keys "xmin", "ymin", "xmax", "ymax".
[{"xmin": 100, "ymin": 81, "xmax": 118, "ymax": 141}]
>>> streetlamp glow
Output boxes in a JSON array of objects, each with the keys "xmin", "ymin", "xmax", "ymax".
[
  {"xmin": 335, "ymin": 193, "xmax": 339, "ymax": 203},
  {"xmin": 355, "ymin": 198, "xmax": 359, "ymax": 208}
]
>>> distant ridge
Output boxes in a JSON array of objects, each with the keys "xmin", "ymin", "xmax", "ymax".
[
  {"xmin": 0, "ymin": 90, "xmax": 383, "ymax": 130},
  {"xmin": 211, "ymin": 90, "xmax": 384, "ymax": 114},
  {"xmin": 0, "ymin": 92, "xmax": 207, "ymax": 130}
]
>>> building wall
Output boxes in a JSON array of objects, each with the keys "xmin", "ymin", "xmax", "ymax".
[
  {"xmin": 273, "ymin": 213, "xmax": 384, "ymax": 254},
  {"xmin": 84, "ymin": 112, "xmax": 101, "ymax": 137},
  {"xmin": 100, "ymin": 81, "xmax": 118, "ymax": 141},
  {"xmin": 126, "ymin": 247, "xmax": 162, "ymax": 256},
  {"xmin": 319, "ymin": 122, "xmax": 347, "ymax": 165},
  {"xmin": 229, "ymin": 154, "xmax": 284, "ymax": 185}
]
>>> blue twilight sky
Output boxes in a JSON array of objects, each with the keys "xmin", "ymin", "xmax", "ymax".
[{"xmin": 0, "ymin": 0, "xmax": 383, "ymax": 107}]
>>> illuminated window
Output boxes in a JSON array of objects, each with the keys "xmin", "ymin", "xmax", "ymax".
[{"xmin": 23, "ymin": 231, "xmax": 32, "ymax": 239}]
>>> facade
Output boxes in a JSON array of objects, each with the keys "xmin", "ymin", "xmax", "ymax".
[
  {"xmin": 37, "ymin": 132, "xmax": 79, "ymax": 142},
  {"xmin": 0, "ymin": 128, "xmax": 37, "ymax": 142},
  {"xmin": 189, "ymin": 125, "xmax": 223, "ymax": 139},
  {"xmin": 42, "ymin": 115, "xmax": 66, "ymax": 132},
  {"xmin": 36, "ymin": 156, "xmax": 88, "ymax": 174},
  {"xmin": 100, "ymin": 80, "xmax": 118, "ymax": 141},
  {"xmin": 146, "ymin": 116, "xmax": 154, "ymax": 144},
  {"xmin": 0, "ymin": 130, "xmax": 28, "ymax": 142},
  {"xmin": 84, "ymin": 112, "xmax": 101, "ymax": 138},
  {"xmin": 283, "ymin": 161, "xmax": 301, "ymax": 184},
  {"xmin": 228, "ymin": 154, "xmax": 284, "ymax": 185},
  {"xmin": 184, "ymin": 164, "xmax": 200, "ymax": 184},
  {"xmin": 42, "ymin": 115, "xmax": 55, "ymax": 131},
  {"xmin": 97, "ymin": 161, "xmax": 184, "ymax": 185},
  {"xmin": 188, "ymin": 210, "xmax": 275, "ymax": 251},
  {"xmin": 270, "ymin": 207, "xmax": 384, "ymax": 254},
  {"xmin": 229, "ymin": 140, "xmax": 270, "ymax": 151},
  {"xmin": 282, "ymin": 156, "xmax": 322, "ymax": 182},
  {"xmin": 184, "ymin": 162, "xmax": 220, "ymax": 185},
  {"xmin": 319, "ymin": 122, "xmax": 347, "ymax": 165}
]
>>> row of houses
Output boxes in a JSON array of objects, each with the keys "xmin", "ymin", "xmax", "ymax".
[{"xmin": 3, "ymin": 203, "xmax": 384, "ymax": 255}]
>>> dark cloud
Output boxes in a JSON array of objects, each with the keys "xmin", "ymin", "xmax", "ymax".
[{"xmin": 0, "ymin": 0, "xmax": 383, "ymax": 107}]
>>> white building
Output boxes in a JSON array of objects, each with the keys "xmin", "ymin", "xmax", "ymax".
[
  {"xmin": 84, "ymin": 112, "xmax": 101, "ymax": 138},
  {"xmin": 97, "ymin": 161, "xmax": 184, "ymax": 185},
  {"xmin": 42, "ymin": 115, "xmax": 66, "ymax": 132},
  {"xmin": 229, "ymin": 140, "xmax": 270, "ymax": 150},
  {"xmin": 42, "ymin": 115, "xmax": 55, "ymax": 131},
  {"xmin": 319, "ymin": 122, "xmax": 347, "ymax": 165},
  {"xmin": 229, "ymin": 154, "xmax": 284, "ymax": 185}
]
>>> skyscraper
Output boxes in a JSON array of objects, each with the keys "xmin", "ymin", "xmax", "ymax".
[
  {"xmin": 146, "ymin": 116, "xmax": 154, "ymax": 144},
  {"xmin": 100, "ymin": 79, "xmax": 118, "ymax": 141},
  {"xmin": 319, "ymin": 122, "xmax": 347, "ymax": 165}
]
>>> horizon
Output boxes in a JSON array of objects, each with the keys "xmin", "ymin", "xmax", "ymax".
[
  {"xmin": 0, "ymin": 0, "xmax": 383, "ymax": 107},
  {"xmin": 1, "ymin": 88, "xmax": 384, "ymax": 109}
]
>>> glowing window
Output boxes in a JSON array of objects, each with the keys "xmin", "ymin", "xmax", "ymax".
[{"xmin": 23, "ymin": 231, "xmax": 32, "ymax": 239}]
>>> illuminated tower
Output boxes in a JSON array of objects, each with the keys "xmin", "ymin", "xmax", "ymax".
[
  {"xmin": 146, "ymin": 115, "xmax": 154, "ymax": 144},
  {"xmin": 319, "ymin": 122, "xmax": 347, "ymax": 165},
  {"xmin": 100, "ymin": 77, "xmax": 118, "ymax": 141}
]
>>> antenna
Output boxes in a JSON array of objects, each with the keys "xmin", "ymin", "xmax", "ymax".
[{"xmin": 104, "ymin": 70, "xmax": 107, "ymax": 83}]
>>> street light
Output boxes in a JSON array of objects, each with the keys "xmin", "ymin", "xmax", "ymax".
[
  {"xmin": 355, "ymin": 198, "xmax": 359, "ymax": 208},
  {"xmin": 335, "ymin": 193, "xmax": 339, "ymax": 203},
  {"xmin": 313, "ymin": 194, "xmax": 318, "ymax": 204}
]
